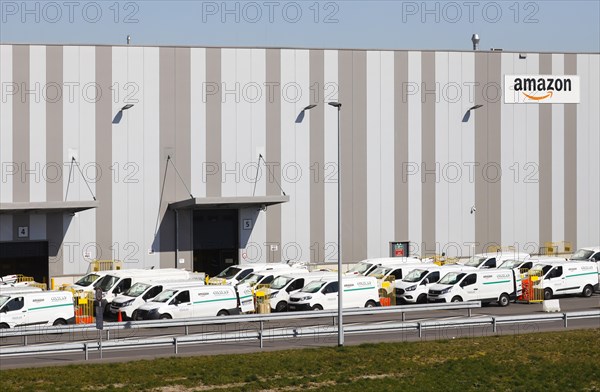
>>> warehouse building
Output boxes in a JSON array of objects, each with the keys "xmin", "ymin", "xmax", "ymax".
[{"xmin": 0, "ymin": 44, "xmax": 598, "ymax": 283}]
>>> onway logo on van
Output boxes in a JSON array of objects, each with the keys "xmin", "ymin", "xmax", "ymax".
[{"xmin": 504, "ymin": 75, "xmax": 580, "ymax": 104}]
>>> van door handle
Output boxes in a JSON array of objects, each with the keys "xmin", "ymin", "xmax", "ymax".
[{"xmin": 473, "ymin": 288, "xmax": 478, "ymax": 290}]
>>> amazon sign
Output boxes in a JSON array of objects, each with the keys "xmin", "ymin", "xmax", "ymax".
[{"xmin": 504, "ymin": 75, "xmax": 580, "ymax": 104}]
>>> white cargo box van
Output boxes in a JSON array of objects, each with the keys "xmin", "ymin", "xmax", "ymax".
[
  {"xmin": 428, "ymin": 269, "xmax": 521, "ymax": 306},
  {"xmin": 268, "ymin": 271, "xmax": 338, "ymax": 312},
  {"xmin": 134, "ymin": 285, "xmax": 240, "ymax": 320},
  {"xmin": 459, "ymin": 252, "xmax": 530, "ymax": 269},
  {"xmin": 529, "ymin": 261, "xmax": 599, "ymax": 300},
  {"xmin": 0, "ymin": 291, "xmax": 74, "ymax": 328},
  {"xmin": 288, "ymin": 276, "xmax": 379, "ymax": 311},
  {"xmin": 346, "ymin": 257, "xmax": 425, "ymax": 276},
  {"xmin": 109, "ymin": 279, "xmax": 205, "ymax": 320},
  {"xmin": 395, "ymin": 264, "xmax": 473, "ymax": 304}
]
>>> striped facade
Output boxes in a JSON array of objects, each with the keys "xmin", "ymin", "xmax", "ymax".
[{"xmin": 0, "ymin": 44, "xmax": 599, "ymax": 276}]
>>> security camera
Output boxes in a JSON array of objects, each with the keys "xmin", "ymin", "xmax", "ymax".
[{"xmin": 470, "ymin": 205, "xmax": 477, "ymax": 214}]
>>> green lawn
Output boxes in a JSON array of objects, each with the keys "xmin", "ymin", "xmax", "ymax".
[{"xmin": 2, "ymin": 329, "xmax": 599, "ymax": 391}]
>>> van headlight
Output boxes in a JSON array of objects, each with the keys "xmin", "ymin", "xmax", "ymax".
[
  {"xmin": 440, "ymin": 287, "xmax": 452, "ymax": 294},
  {"xmin": 299, "ymin": 295, "xmax": 312, "ymax": 301},
  {"xmin": 121, "ymin": 300, "xmax": 134, "ymax": 307},
  {"xmin": 405, "ymin": 285, "xmax": 417, "ymax": 292}
]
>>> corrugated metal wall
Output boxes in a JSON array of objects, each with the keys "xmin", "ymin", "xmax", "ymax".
[{"xmin": 0, "ymin": 45, "xmax": 598, "ymax": 275}]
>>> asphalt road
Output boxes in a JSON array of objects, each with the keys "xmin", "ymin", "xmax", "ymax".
[{"xmin": 1, "ymin": 294, "xmax": 598, "ymax": 369}]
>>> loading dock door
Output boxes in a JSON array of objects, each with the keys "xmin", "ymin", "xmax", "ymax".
[
  {"xmin": 193, "ymin": 210, "xmax": 238, "ymax": 277},
  {"xmin": 0, "ymin": 241, "xmax": 49, "ymax": 284}
]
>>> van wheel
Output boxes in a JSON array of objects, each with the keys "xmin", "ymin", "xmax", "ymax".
[
  {"xmin": 582, "ymin": 285, "xmax": 593, "ymax": 298},
  {"xmin": 544, "ymin": 288, "xmax": 553, "ymax": 301},
  {"xmin": 217, "ymin": 310, "xmax": 229, "ymax": 316},
  {"xmin": 53, "ymin": 318, "xmax": 67, "ymax": 326},
  {"xmin": 498, "ymin": 293, "xmax": 510, "ymax": 307},
  {"xmin": 451, "ymin": 296, "xmax": 462, "ymax": 302},
  {"xmin": 131, "ymin": 310, "xmax": 138, "ymax": 320},
  {"xmin": 275, "ymin": 301, "xmax": 288, "ymax": 312},
  {"xmin": 312, "ymin": 304, "xmax": 323, "ymax": 311},
  {"xmin": 159, "ymin": 314, "xmax": 172, "ymax": 320},
  {"xmin": 0, "ymin": 323, "xmax": 9, "ymax": 329},
  {"xmin": 365, "ymin": 300, "xmax": 377, "ymax": 308},
  {"xmin": 417, "ymin": 294, "xmax": 427, "ymax": 304}
]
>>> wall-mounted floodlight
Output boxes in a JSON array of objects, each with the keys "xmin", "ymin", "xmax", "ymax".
[
  {"xmin": 295, "ymin": 104, "xmax": 318, "ymax": 123},
  {"xmin": 462, "ymin": 104, "xmax": 484, "ymax": 123},
  {"xmin": 113, "ymin": 104, "xmax": 135, "ymax": 124},
  {"xmin": 121, "ymin": 104, "xmax": 135, "ymax": 111}
]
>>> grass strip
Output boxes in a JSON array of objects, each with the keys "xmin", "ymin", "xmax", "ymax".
[{"xmin": 1, "ymin": 329, "xmax": 599, "ymax": 391}]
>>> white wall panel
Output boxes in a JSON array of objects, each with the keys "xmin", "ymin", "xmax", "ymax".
[
  {"xmin": 234, "ymin": 49, "xmax": 254, "ymax": 198},
  {"xmin": 190, "ymin": 48, "xmax": 207, "ymax": 198},
  {"xmin": 142, "ymin": 47, "xmax": 161, "ymax": 268},
  {"xmin": 366, "ymin": 51, "xmax": 382, "ymax": 258},
  {"xmin": 323, "ymin": 50, "xmax": 338, "ymax": 263},
  {"xmin": 435, "ymin": 52, "xmax": 449, "ymax": 254},
  {"xmin": 220, "ymin": 49, "xmax": 238, "ymax": 198},
  {"xmin": 461, "ymin": 52, "xmax": 476, "ymax": 257},
  {"xmin": 551, "ymin": 54, "xmax": 565, "ymax": 242},
  {"xmin": 0, "ymin": 45, "xmax": 13, "ymax": 203},
  {"xmin": 380, "ymin": 51, "xmax": 395, "ymax": 257},
  {"xmin": 407, "ymin": 52, "xmax": 422, "ymax": 254},
  {"xmin": 525, "ymin": 54, "xmax": 540, "ymax": 253},
  {"xmin": 29, "ymin": 45, "xmax": 46, "ymax": 202}
]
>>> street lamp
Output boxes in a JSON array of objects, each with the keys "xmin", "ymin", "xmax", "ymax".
[{"xmin": 298, "ymin": 101, "xmax": 344, "ymax": 346}]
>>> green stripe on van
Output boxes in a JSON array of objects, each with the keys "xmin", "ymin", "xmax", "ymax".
[
  {"xmin": 30, "ymin": 303, "xmax": 73, "ymax": 311},
  {"xmin": 565, "ymin": 272, "xmax": 598, "ymax": 278},
  {"xmin": 193, "ymin": 297, "xmax": 237, "ymax": 305},
  {"xmin": 483, "ymin": 280, "xmax": 511, "ymax": 285},
  {"xmin": 239, "ymin": 295, "xmax": 253, "ymax": 300},
  {"xmin": 344, "ymin": 287, "xmax": 375, "ymax": 292}
]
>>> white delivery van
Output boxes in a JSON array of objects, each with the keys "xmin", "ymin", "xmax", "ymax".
[
  {"xmin": 529, "ymin": 261, "xmax": 599, "ymax": 300},
  {"xmin": 94, "ymin": 268, "xmax": 200, "ymax": 304},
  {"xmin": 268, "ymin": 271, "xmax": 338, "ymax": 312},
  {"xmin": 208, "ymin": 262, "xmax": 303, "ymax": 285},
  {"xmin": 459, "ymin": 252, "xmax": 530, "ymax": 269},
  {"xmin": 0, "ymin": 285, "xmax": 44, "ymax": 295},
  {"xmin": 346, "ymin": 257, "xmax": 425, "ymax": 276},
  {"xmin": 288, "ymin": 276, "xmax": 380, "ymax": 311},
  {"xmin": 427, "ymin": 269, "xmax": 521, "ymax": 306},
  {"xmin": 367, "ymin": 263, "xmax": 425, "ymax": 295},
  {"xmin": 134, "ymin": 285, "xmax": 239, "ymax": 320},
  {"xmin": 395, "ymin": 265, "xmax": 473, "ymax": 304},
  {"xmin": 236, "ymin": 265, "xmax": 310, "ymax": 288},
  {"xmin": 0, "ymin": 291, "xmax": 74, "ymax": 328},
  {"xmin": 109, "ymin": 279, "xmax": 205, "ymax": 320},
  {"xmin": 497, "ymin": 256, "xmax": 562, "ymax": 272},
  {"xmin": 570, "ymin": 246, "xmax": 600, "ymax": 262},
  {"xmin": 67, "ymin": 270, "xmax": 111, "ymax": 292}
]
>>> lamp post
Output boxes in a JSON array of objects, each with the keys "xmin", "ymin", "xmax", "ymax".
[{"xmin": 298, "ymin": 101, "xmax": 344, "ymax": 346}]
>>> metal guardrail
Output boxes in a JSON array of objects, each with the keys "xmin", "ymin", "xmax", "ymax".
[
  {"xmin": 0, "ymin": 301, "xmax": 480, "ymax": 339},
  {"xmin": 1, "ymin": 309, "xmax": 598, "ymax": 360}
]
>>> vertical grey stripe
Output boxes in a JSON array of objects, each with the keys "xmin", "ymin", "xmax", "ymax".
[
  {"xmin": 47, "ymin": 213, "xmax": 64, "ymax": 277},
  {"xmin": 174, "ymin": 48, "xmax": 193, "ymax": 269},
  {"xmin": 159, "ymin": 47, "xmax": 176, "ymax": 267},
  {"xmin": 339, "ymin": 50, "xmax": 367, "ymax": 262},
  {"xmin": 394, "ymin": 51, "xmax": 409, "ymax": 243},
  {"xmin": 12, "ymin": 45, "xmax": 29, "ymax": 203},
  {"xmin": 95, "ymin": 47, "xmax": 112, "ymax": 261},
  {"xmin": 474, "ymin": 53, "xmax": 489, "ymax": 253},
  {"xmin": 46, "ymin": 46, "xmax": 63, "ymax": 202},
  {"xmin": 205, "ymin": 48, "xmax": 222, "ymax": 197},
  {"xmin": 421, "ymin": 52, "xmax": 436, "ymax": 256},
  {"xmin": 309, "ymin": 50, "xmax": 325, "ymax": 263},
  {"xmin": 265, "ymin": 49, "xmax": 282, "ymax": 263},
  {"xmin": 487, "ymin": 53, "xmax": 502, "ymax": 249},
  {"xmin": 539, "ymin": 54, "xmax": 553, "ymax": 248},
  {"xmin": 564, "ymin": 54, "xmax": 577, "ymax": 249}
]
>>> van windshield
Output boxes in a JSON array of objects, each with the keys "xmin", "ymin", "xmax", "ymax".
[
  {"xmin": 95, "ymin": 275, "xmax": 120, "ymax": 292},
  {"xmin": 368, "ymin": 267, "xmax": 392, "ymax": 278},
  {"xmin": 124, "ymin": 282, "xmax": 151, "ymax": 297},
  {"xmin": 152, "ymin": 289, "xmax": 177, "ymax": 303},
  {"xmin": 403, "ymin": 269, "xmax": 428, "ymax": 283},
  {"xmin": 498, "ymin": 259, "xmax": 521, "ymax": 269},
  {"xmin": 571, "ymin": 249, "xmax": 593, "ymax": 260},
  {"xmin": 439, "ymin": 272, "xmax": 466, "ymax": 285},
  {"xmin": 347, "ymin": 263, "xmax": 373, "ymax": 275},
  {"xmin": 238, "ymin": 273, "xmax": 264, "ymax": 286},
  {"xmin": 74, "ymin": 273, "xmax": 101, "ymax": 287},
  {"xmin": 271, "ymin": 276, "xmax": 294, "ymax": 290},
  {"xmin": 301, "ymin": 281, "xmax": 327, "ymax": 293},
  {"xmin": 464, "ymin": 257, "xmax": 487, "ymax": 267},
  {"xmin": 0, "ymin": 295, "xmax": 9, "ymax": 309},
  {"xmin": 216, "ymin": 267, "xmax": 242, "ymax": 279}
]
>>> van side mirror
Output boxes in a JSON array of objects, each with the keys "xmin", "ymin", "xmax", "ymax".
[{"xmin": 422, "ymin": 278, "xmax": 429, "ymax": 285}]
